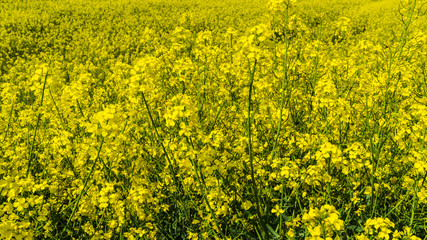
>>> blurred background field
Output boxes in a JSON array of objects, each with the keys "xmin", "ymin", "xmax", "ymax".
[{"xmin": 1, "ymin": 0, "xmax": 426, "ymax": 74}]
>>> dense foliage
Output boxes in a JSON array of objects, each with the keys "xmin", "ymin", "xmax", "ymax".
[{"xmin": 1, "ymin": 0, "xmax": 427, "ymax": 239}]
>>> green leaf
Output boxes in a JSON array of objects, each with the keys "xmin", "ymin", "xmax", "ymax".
[{"xmin": 266, "ymin": 224, "xmax": 280, "ymax": 239}]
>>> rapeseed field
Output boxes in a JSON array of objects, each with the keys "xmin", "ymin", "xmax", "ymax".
[{"xmin": 1, "ymin": 0, "xmax": 427, "ymax": 239}]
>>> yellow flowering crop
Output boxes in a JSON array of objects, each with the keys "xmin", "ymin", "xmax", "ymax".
[{"xmin": 1, "ymin": 0, "xmax": 427, "ymax": 239}]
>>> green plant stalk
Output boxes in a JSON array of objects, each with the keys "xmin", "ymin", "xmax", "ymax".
[
  {"xmin": 270, "ymin": 39, "xmax": 288, "ymax": 165},
  {"xmin": 269, "ymin": 2, "xmax": 292, "ymax": 166},
  {"xmin": 139, "ymin": 201, "xmax": 175, "ymax": 240},
  {"xmin": 210, "ymin": 101, "xmax": 226, "ymax": 132},
  {"xmin": 189, "ymin": 153, "xmax": 226, "ymax": 239},
  {"xmin": 376, "ymin": 1, "xmax": 417, "ymax": 217},
  {"xmin": 121, "ymin": 119, "xmax": 128, "ymax": 134},
  {"xmin": 295, "ymin": 167, "xmax": 309, "ymax": 213},
  {"xmin": 76, "ymin": 99, "xmax": 86, "ymax": 119},
  {"xmin": 58, "ymin": 180, "xmax": 94, "ymax": 217},
  {"xmin": 254, "ymin": 225, "xmax": 262, "ymax": 240},
  {"xmin": 48, "ymin": 87, "xmax": 66, "ymax": 130},
  {"xmin": 98, "ymin": 156, "xmax": 113, "ymax": 182},
  {"xmin": 370, "ymin": 130, "xmax": 388, "ymax": 217},
  {"xmin": 67, "ymin": 136, "xmax": 104, "ymax": 226},
  {"xmin": 140, "ymin": 90, "xmax": 180, "ymax": 191},
  {"xmin": 313, "ymin": 22, "xmax": 322, "ymax": 91},
  {"xmin": 247, "ymin": 59, "xmax": 268, "ymax": 239},
  {"xmin": 383, "ymin": 48, "xmax": 394, "ymax": 119},
  {"xmin": 410, "ymin": 177, "xmax": 419, "ymax": 228},
  {"xmin": 271, "ymin": 11, "xmax": 292, "ymax": 234},
  {"xmin": 369, "ymin": 136, "xmax": 378, "ymax": 218},
  {"xmin": 26, "ymin": 71, "xmax": 48, "ymax": 177},
  {"xmin": 384, "ymin": 0, "xmax": 416, "ymax": 116},
  {"xmin": 385, "ymin": 179, "xmax": 416, "ymax": 218},
  {"xmin": 278, "ymin": 176, "xmax": 286, "ymax": 236},
  {"xmin": 397, "ymin": 0, "xmax": 417, "ymax": 61}
]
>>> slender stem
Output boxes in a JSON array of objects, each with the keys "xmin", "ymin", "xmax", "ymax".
[
  {"xmin": 189, "ymin": 148, "xmax": 226, "ymax": 239},
  {"xmin": 67, "ymin": 136, "xmax": 104, "ymax": 225},
  {"xmin": 26, "ymin": 70, "xmax": 48, "ymax": 177},
  {"xmin": 385, "ymin": 178, "xmax": 416, "ymax": 218},
  {"xmin": 140, "ymin": 90, "xmax": 180, "ymax": 191},
  {"xmin": 76, "ymin": 99, "xmax": 86, "ymax": 119},
  {"xmin": 247, "ymin": 59, "xmax": 267, "ymax": 239},
  {"xmin": 270, "ymin": 39, "xmax": 288, "ymax": 165},
  {"xmin": 49, "ymin": 87, "xmax": 65, "ymax": 130},
  {"xmin": 397, "ymin": 0, "xmax": 417, "ymax": 61},
  {"xmin": 410, "ymin": 177, "xmax": 419, "ymax": 228}
]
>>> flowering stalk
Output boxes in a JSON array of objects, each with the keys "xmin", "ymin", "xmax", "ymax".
[
  {"xmin": 26, "ymin": 69, "xmax": 48, "ymax": 177},
  {"xmin": 67, "ymin": 136, "xmax": 104, "ymax": 226},
  {"xmin": 140, "ymin": 89, "xmax": 180, "ymax": 191},
  {"xmin": 247, "ymin": 58, "xmax": 268, "ymax": 239}
]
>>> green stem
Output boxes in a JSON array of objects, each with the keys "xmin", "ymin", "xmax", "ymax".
[
  {"xmin": 140, "ymin": 90, "xmax": 180, "ymax": 192},
  {"xmin": 385, "ymin": 179, "xmax": 416, "ymax": 218},
  {"xmin": 397, "ymin": 0, "xmax": 417, "ymax": 61},
  {"xmin": 247, "ymin": 59, "xmax": 267, "ymax": 239},
  {"xmin": 410, "ymin": 177, "xmax": 419, "ymax": 228},
  {"xmin": 67, "ymin": 136, "xmax": 104, "ymax": 225},
  {"xmin": 49, "ymin": 87, "xmax": 65, "ymax": 130},
  {"xmin": 189, "ymin": 148, "xmax": 226, "ymax": 239},
  {"xmin": 26, "ymin": 70, "xmax": 48, "ymax": 177},
  {"xmin": 270, "ymin": 40, "xmax": 288, "ymax": 165}
]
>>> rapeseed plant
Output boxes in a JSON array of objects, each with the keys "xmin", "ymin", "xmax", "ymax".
[{"xmin": 1, "ymin": 0, "xmax": 427, "ymax": 239}]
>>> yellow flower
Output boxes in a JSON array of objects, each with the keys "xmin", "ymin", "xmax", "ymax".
[
  {"xmin": 302, "ymin": 208, "xmax": 319, "ymax": 223},
  {"xmin": 287, "ymin": 229, "xmax": 295, "ymax": 238},
  {"xmin": 356, "ymin": 234, "xmax": 370, "ymax": 240},
  {"xmin": 242, "ymin": 200, "xmax": 253, "ymax": 210},
  {"xmin": 187, "ymin": 232, "xmax": 198, "ymax": 240},
  {"xmin": 324, "ymin": 212, "xmax": 344, "ymax": 231},
  {"xmin": 271, "ymin": 204, "xmax": 285, "ymax": 216},
  {"xmin": 307, "ymin": 225, "xmax": 322, "ymax": 239}
]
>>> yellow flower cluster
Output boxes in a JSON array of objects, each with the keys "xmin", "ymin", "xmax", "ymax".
[
  {"xmin": 302, "ymin": 205, "xmax": 344, "ymax": 240},
  {"xmin": 357, "ymin": 219, "xmax": 422, "ymax": 240},
  {"xmin": 1, "ymin": 0, "xmax": 427, "ymax": 239}
]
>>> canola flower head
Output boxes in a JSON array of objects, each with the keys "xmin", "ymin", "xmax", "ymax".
[
  {"xmin": 267, "ymin": 0, "xmax": 297, "ymax": 12},
  {"xmin": 1, "ymin": 0, "xmax": 427, "ymax": 239}
]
